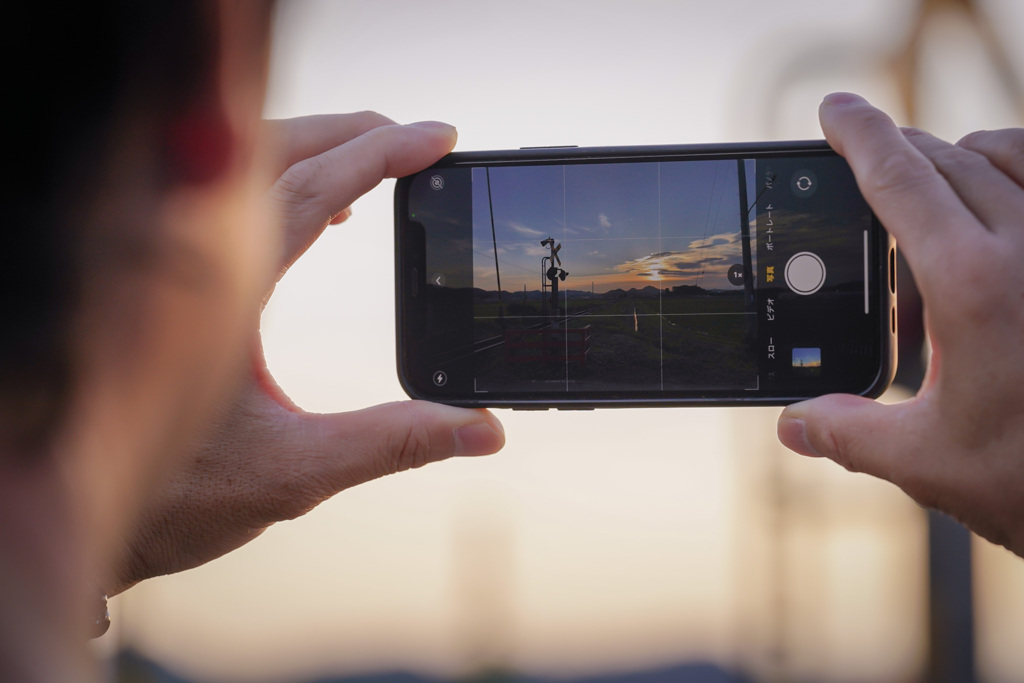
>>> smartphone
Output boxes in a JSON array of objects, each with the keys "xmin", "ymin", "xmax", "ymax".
[{"xmin": 395, "ymin": 141, "xmax": 896, "ymax": 409}]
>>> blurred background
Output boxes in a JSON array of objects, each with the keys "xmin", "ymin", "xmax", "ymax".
[{"xmin": 98, "ymin": 1, "xmax": 1024, "ymax": 682}]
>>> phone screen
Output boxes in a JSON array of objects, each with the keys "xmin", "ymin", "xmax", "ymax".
[{"xmin": 396, "ymin": 144, "xmax": 894, "ymax": 407}]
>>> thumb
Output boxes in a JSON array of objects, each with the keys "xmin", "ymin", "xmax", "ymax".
[
  {"xmin": 299, "ymin": 401, "xmax": 505, "ymax": 489},
  {"xmin": 777, "ymin": 393, "xmax": 914, "ymax": 484}
]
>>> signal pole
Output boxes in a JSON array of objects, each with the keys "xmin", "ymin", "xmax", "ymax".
[{"xmin": 540, "ymin": 237, "xmax": 567, "ymax": 316}]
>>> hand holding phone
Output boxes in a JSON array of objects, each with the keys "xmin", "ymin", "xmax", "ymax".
[
  {"xmin": 395, "ymin": 140, "xmax": 896, "ymax": 408},
  {"xmin": 779, "ymin": 93, "xmax": 1024, "ymax": 557},
  {"xmin": 112, "ymin": 114, "xmax": 506, "ymax": 595}
]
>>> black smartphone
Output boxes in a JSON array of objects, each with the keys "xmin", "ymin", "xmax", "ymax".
[{"xmin": 395, "ymin": 141, "xmax": 896, "ymax": 409}]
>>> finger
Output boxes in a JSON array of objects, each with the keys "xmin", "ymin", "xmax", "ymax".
[
  {"xmin": 328, "ymin": 206, "xmax": 352, "ymax": 225},
  {"xmin": 264, "ymin": 112, "xmax": 397, "ymax": 179},
  {"xmin": 818, "ymin": 93, "xmax": 981, "ymax": 263},
  {"xmin": 296, "ymin": 401, "xmax": 504, "ymax": 491},
  {"xmin": 902, "ymin": 127, "xmax": 1024, "ymax": 236},
  {"xmin": 778, "ymin": 394, "xmax": 923, "ymax": 485},
  {"xmin": 270, "ymin": 120, "xmax": 457, "ymax": 273},
  {"xmin": 956, "ymin": 128, "xmax": 1024, "ymax": 190}
]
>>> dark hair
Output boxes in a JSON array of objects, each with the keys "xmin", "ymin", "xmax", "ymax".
[{"xmin": 2, "ymin": 3, "xmax": 245, "ymax": 455}]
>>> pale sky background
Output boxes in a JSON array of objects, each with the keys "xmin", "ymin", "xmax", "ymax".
[{"xmin": 103, "ymin": 2, "xmax": 1024, "ymax": 682}]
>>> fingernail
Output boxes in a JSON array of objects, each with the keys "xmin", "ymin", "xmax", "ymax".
[
  {"xmin": 454, "ymin": 420, "xmax": 504, "ymax": 457},
  {"xmin": 409, "ymin": 120, "xmax": 456, "ymax": 135},
  {"xmin": 822, "ymin": 92, "xmax": 865, "ymax": 107},
  {"xmin": 777, "ymin": 416, "xmax": 822, "ymax": 457}
]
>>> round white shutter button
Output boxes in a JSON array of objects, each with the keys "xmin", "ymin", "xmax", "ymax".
[{"xmin": 784, "ymin": 252, "xmax": 826, "ymax": 295}]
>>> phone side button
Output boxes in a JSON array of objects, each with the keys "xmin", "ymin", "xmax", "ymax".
[
  {"xmin": 519, "ymin": 145, "xmax": 579, "ymax": 149},
  {"xmin": 512, "ymin": 406, "xmax": 549, "ymax": 411},
  {"xmin": 557, "ymin": 406, "xmax": 594, "ymax": 411},
  {"xmin": 888, "ymin": 247, "xmax": 897, "ymax": 294}
]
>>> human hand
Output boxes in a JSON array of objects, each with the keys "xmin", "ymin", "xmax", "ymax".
[
  {"xmin": 111, "ymin": 113, "xmax": 505, "ymax": 594},
  {"xmin": 777, "ymin": 93, "xmax": 1024, "ymax": 556}
]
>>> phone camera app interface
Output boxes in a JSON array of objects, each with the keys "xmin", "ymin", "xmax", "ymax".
[
  {"xmin": 757, "ymin": 156, "xmax": 877, "ymax": 393},
  {"xmin": 467, "ymin": 159, "xmax": 760, "ymax": 395}
]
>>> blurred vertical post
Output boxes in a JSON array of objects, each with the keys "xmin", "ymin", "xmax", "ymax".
[
  {"xmin": 453, "ymin": 493, "xmax": 516, "ymax": 680},
  {"xmin": 925, "ymin": 510, "xmax": 976, "ymax": 683}
]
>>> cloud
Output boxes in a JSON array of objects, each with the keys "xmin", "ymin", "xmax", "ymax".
[
  {"xmin": 507, "ymin": 221, "xmax": 544, "ymax": 237},
  {"xmin": 598, "ymin": 213, "xmax": 611, "ymax": 229},
  {"xmin": 705, "ymin": 234, "xmax": 737, "ymax": 247},
  {"xmin": 612, "ymin": 232, "xmax": 744, "ymax": 284},
  {"xmin": 490, "ymin": 242, "xmax": 550, "ymax": 259}
]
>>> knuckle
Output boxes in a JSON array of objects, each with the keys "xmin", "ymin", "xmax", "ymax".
[
  {"xmin": 820, "ymin": 426, "xmax": 862, "ymax": 474},
  {"xmin": 1008, "ymin": 131, "xmax": 1024, "ymax": 159},
  {"xmin": 850, "ymin": 105, "xmax": 898, "ymax": 138},
  {"xmin": 955, "ymin": 129, "xmax": 993, "ymax": 150},
  {"xmin": 273, "ymin": 155, "xmax": 327, "ymax": 205},
  {"xmin": 957, "ymin": 128, "xmax": 1024, "ymax": 153},
  {"xmin": 860, "ymin": 146, "xmax": 936, "ymax": 202},
  {"xmin": 956, "ymin": 129, "xmax": 1024, "ymax": 174},
  {"xmin": 269, "ymin": 156, "xmax": 334, "ymax": 226},
  {"xmin": 935, "ymin": 144, "xmax": 992, "ymax": 178},
  {"xmin": 355, "ymin": 124, "xmax": 403, "ymax": 179},
  {"xmin": 386, "ymin": 406, "xmax": 435, "ymax": 474},
  {"xmin": 353, "ymin": 110, "xmax": 393, "ymax": 128}
]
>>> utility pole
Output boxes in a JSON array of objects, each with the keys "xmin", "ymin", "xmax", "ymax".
[
  {"xmin": 485, "ymin": 168, "xmax": 505, "ymax": 329},
  {"xmin": 737, "ymin": 160, "xmax": 756, "ymax": 341}
]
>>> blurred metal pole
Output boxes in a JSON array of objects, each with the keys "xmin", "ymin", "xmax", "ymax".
[
  {"xmin": 925, "ymin": 509, "xmax": 977, "ymax": 683},
  {"xmin": 891, "ymin": 0, "xmax": 1024, "ymax": 126}
]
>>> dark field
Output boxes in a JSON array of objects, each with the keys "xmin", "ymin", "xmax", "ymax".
[{"xmin": 472, "ymin": 292, "xmax": 757, "ymax": 392}]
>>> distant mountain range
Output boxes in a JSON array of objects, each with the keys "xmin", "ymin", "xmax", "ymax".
[{"xmin": 475, "ymin": 284, "xmax": 735, "ymax": 301}]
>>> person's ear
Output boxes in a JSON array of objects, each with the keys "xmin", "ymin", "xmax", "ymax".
[{"xmin": 163, "ymin": 99, "xmax": 235, "ymax": 186}]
